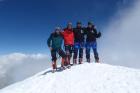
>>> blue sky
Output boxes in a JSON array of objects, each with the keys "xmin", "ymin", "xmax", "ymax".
[{"xmin": 0, "ymin": 0, "xmax": 133, "ymax": 54}]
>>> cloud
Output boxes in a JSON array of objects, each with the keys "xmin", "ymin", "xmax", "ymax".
[
  {"xmin": 0, "ymin": 53, "xmax": 52, "ymax": 89},
  {"xmin": 99, "ymin": 1, "xmax": 140, "ymax": 69}
]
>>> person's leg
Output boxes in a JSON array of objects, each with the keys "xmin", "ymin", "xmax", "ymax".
[
  {"xmin": 79, "ymin": 42, "xmax": 84, "ymax": 64},
  {"xmin": 86, "ymin": 42, "xmax": 91, "ymax": 63},
  {"xmin": 79, "ymin": 48, "xmax": 83, "ymax": 64},
  {"xmin": 58, "ymin": 49, "xmax": 67, "ymax": 67},
  {"xmin": 51, "ymin": 49, "xmax": 57, "ymax": 70},
  {"xmin": 69, "ymin": 45, "xmax": 74, "ymax": 59},
  {"xmin": 65, "ymin": 45, "xmax": 71, "ymax": 66},
  {"xmin": 68, "ymin": 45, "xmax": 74, "ymax": 65},
  {"xmin": 92, "ymin": 42, "xmax": 99, "ymax": 63},
  {"xmin": 73, "ymin": 43, "xmax": 79, "ymax": 64}
]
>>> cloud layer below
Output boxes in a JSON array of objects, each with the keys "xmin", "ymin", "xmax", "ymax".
[{"xmin": 0, "ymin": 53, "xmax": 51, "ymax": 89}]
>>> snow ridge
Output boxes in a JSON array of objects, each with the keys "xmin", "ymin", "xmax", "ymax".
[{"xmin": 0, "ymin": 63, "xmax": 140, "ymax": 93}]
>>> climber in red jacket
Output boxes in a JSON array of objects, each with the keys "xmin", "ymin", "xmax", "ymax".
[{"xmin": 61, "ymin": 22, "xmax": 74, "ymax": 67}]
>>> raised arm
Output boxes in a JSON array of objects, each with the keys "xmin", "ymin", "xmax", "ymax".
[{"xmin": 94, "ymin": 27, "xmax": 101, "ymax": 38}]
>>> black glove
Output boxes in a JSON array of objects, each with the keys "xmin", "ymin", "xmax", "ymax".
[{"xmin": 97, "ymin": 32, "xmax": 101, "ymax": 38}]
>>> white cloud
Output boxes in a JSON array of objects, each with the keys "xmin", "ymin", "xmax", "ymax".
[
  {"xmin": 99, "ymin": 1, "xmax": 140, "ymax": 69},
  {"xmin": 0, "ymin": 53, "xmax": 52, "ymax": 89}
]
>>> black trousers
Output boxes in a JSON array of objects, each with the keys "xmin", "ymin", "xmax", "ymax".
[
  {"xmin": 51, "ymin": 48, "xmax": 66, "ymax": 61},
  {"xmin": 65, "ymin": 45, "xmax": 73, "ymax": 57}
]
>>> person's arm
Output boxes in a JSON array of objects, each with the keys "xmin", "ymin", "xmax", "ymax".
[
  {"xmin": 97, "ymin": 31, "xmax": 101, "ymax": 38},
  {"xmin": 60, "ymin": 30, "xmax": 64, "ymax": 38},
  {"xmin": 73, "ymin": 28, "xmax": 75, "ymax": 33},
  {"xmin": 94, "ymin": 27, "xmax": 101, "ymax": 38},
  {"xmin": 83, "ymin": 27, "xmax": 87, "ymax": 35},
  {"xmin": 59, "ymin": 30, "xmax": 65, "ymax": 50},
  {"xmin": 47, "ymin": 33, "xmax": 53, "ymax": 50}
]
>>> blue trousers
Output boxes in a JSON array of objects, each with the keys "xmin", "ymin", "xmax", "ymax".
[
  {"xmin": 73, "ymin": 42, "xmax": 84, "ymax": 59},
  {"xmin": 85, "ymin": 41, "xmax": 99, "ymax": 61}
]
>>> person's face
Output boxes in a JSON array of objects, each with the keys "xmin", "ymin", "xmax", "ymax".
[
  {"xmin": 88, "ymin": 24, "xmax": 92, "ymax": 28},
  {"xmin": 68, "ymin": 25, "xmax": 72, "ymax": 29},
  {"xmin": 56, "ymin": 30, "xmax": 60, "ymax": 34},
  {"xmin": 77, "ymin": 24, "xmax": 82, "ymax": 28}
]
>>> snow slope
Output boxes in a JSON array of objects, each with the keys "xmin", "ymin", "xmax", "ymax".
[{"xmin": 0, "ymin": 63, "xmax": 140, "ymax": 93}]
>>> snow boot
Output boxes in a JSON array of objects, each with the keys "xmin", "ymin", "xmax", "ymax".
[
  {"xmin": 73, "ymin": 59, "xmax": 77, "ymax": 65},
  {"xmin": 64, "ymin": 55, "xmax": 70, "ymax": 66},
  {"xmin": 95, "ymin": 58, "xmax": 100, "ymax": 63},
  {"xmin": 67, "ymin": 64, "xmax": 71, "ymax": 69},
  {"xmin": 61, "ymin": 58, "xmax": 66, "ymax": 70},
  {"xmin": 61, "ymin": 58, "xmax": 65, "ymax": 67},
  {"xmin": 68, "ymin": 57, "xmax": 71, "ymax": 68},
  {"xmin": 87, "ymin": 59, "xmax": 90, "ymax": 63},
  {"xmin": 52, "ymin": 61, "xmax": 57, "ymax": 73},
  {"xmin": 79, "ymin": 58, "xmax": 83, "ymax": 64}
]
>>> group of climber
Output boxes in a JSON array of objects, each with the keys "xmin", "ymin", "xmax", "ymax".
[{"xmin": 47, "ymin": 21, "xmax": 101, "ymax": 72}]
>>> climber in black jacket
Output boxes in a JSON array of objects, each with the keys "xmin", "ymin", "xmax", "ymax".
[
  {"xmin": 73, "ymin": 22, "xmax": 86, "ymax": 64},
  {"xmin": 85, "ymin": 22, "xmax": 101, "ymax": 63}
]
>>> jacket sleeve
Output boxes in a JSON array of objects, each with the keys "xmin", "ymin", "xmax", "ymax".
[
  {"xmin": 83, "ymin": 27, "xmax": 87, "ymax": 35},
  {"xmin": 94, "ymin": 28, "xmax": 101, "ymax": 38},
  {"xmin": 97, "ymin": 32, "xmax": 101, "ymax": 38},
  {"xmin": 73, "ymin": 28, "xmax": 75, "ymax": 34},
  {"xmin": 60, "ymin": 31, "xmax": 64, "ymax": 39},
  {"xmin": 47, "ymin": 34, "xmax": 53, "ymax": 47}
]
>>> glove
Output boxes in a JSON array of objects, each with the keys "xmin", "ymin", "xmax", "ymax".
[{"xmin": 97, "ymin": 32, "xmax": 101, "ymax": 38}]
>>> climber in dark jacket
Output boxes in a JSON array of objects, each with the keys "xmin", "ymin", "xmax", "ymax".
[
  {"xmin": 73, "ymin": 22, "xmax": 85, "ymax": 64},
  {"xmin": 47, "ymin": 27, "xmax": 67, "ymax": 72},
  {"xmin": 85, "ymin": 22, "xmax": 101, "ymax": 63}
]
